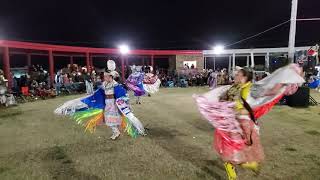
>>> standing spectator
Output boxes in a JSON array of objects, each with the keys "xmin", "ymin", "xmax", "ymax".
[
  {"xmin": 54, "ymin": 71, "xmax": 63, "ymax": 95},
  {"xmin": 191, "ymin": 75, "xmax": 197, "ymax": 86},
  {"xmin": 46, "ymin": 73, "xmax": 51, "ymax": 88},
  {"xmin": 0, "ymin": 70, "xmax": 6, "ymax": 81},
  {"xmin": 12, "ymin": 76, "xmax": 19, "ymax": 93},
  {"xmin": 63, "ymin": 73, "xmax": 71, "ymax": 93},
  {"xmin": 84, "ymin": 72, "xmax": 94, "ymax": 95},
  {"xmin": 196, "ymin": 75, "xmax": 201, "ymax": 86},
  {"xmin": 95, "ymin": 73, "xmax": 103, "ymax": 89},
  {"xmin": 208, "ymin": 71, "xmax": 218, "ymax": 89}
]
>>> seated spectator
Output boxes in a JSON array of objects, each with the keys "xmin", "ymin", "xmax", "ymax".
[
  {"xmin": 30, "ymin": 80, "xmax": 39, "ymax": 93},
  {"xmin": 196, "ymin": 75, "xmax": 201, "ymax": 86}
]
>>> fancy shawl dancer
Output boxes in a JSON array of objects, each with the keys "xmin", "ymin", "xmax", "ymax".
[
  {"xmin": 142, "ymin": 66, "xmax": 161, "ymax": 95},
  {"xmin": 208, "ymin": 70, "xmax": 218, "ymax": 89},
  {"xmin": 55, "ymin": 60, "xmax": 145, "ymax": 140},
  {"xmin": 126, "ymin": 65, "xmax": 145, "ymax": 104},
  {"xmin": 126, "ymin": 65, "xmax": 161, "ymax": 104},
  {"xmin": 193, "ymin": 64, "xmax": 304, "ymax": 180}
]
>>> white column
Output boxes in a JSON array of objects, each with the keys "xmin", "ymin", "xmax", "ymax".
[
  {"xmin": 265, "ymin": 52, "xmax": 270, "ymax": 71},
  {"xmin": 246, "ymin": 55, "xmax": 250, "ymax": 67},
  {"xmin": 232, "ymin": 53, "xmax": 236, "ymax": 71},
  {"xmin": 228, "ymin": 56, "xmax": 232, "ymax": 73},
  {"xmin": 288, "ymin": 0, "xmax": 298, "ymax": 62},
  {"xmin": 213, "ymin": 56, "xmax": 216, "ymax": 71},
  {"xmin": 204, "ymin": 57, "xmax": 207, "ymax": 69},
  {"xmin": 250, "ymin": 52, "xmax": 255, "ymax": 68},
  {"xmin": 316, "ymin": 44, "xmax": 319, "ymax": 65}
]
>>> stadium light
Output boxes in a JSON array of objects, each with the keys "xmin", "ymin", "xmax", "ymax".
[
  {"xmin": 213, "ymin": 45, "xmax": 225, "ymax": 54},
  {"xmin": 119, "ymin": 44, "xmax": 130, "ymax": 54}
]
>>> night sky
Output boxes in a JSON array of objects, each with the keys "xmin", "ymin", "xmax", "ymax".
[{"xmin": 0, "ymin": 0, "xmax": 319, "ymax": 50}]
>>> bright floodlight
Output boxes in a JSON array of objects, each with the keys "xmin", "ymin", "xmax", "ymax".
[
  {"xmin": 213, "ymin": 45, "xmax": 225, "ymax": 54},
  {"xmin": 119, "ymin": 44, "xmax": 130, "ymax": 54}
]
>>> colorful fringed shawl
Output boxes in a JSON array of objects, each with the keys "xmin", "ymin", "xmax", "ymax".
[
  {"xmin": 143, "ymin": 73, "xmax": 161, "ymax": 94},
  {"xmin": 126, "ymin": 72, "xmax": 146, "ymax": 96},
  {"xmin": 126, "ymin": 72, "xmax": 161, "ymax": 95},
  {"xmin": 54, "ymin": 85, "xmax": 145, "ymax": 138}
]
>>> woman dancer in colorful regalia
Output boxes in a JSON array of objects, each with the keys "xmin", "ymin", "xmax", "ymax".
[
  {"xmin": 126, "ymin": 65, "xmax": 145, "ymax": 104},
  {"xmin": 102, "ymin": 70, "xmax": 122, "ymax": 139},
  {"xmin": 54, "ymin": 60, "xmax": 145, "ymax": 140},
  {"xmin": 126, "ymin": 65, "xmax": 161, "ymax": 104},
  {"xmin": 143, "ymin": 66, "xmax": 161, "ymax": 95},
  {"xmin": 208, "ymin": 70, "xmax": 218, "ymax": 89},
  {"xmin": 194, "ymin": 64, "xmax": 305, "ymax": 180}
]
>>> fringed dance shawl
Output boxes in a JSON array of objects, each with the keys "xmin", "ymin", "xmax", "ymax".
[
  {"xmin": 54, "ymin": 85, "xmax": 145, "ymax": 138},
  {"xmin": 194, "ymin": 64, "xmax": 306, "ymax": 133},
  {"xmin": 126, "ymin": 72, "xmax": 161, "ymax": 95},
  {"xmin": 143, "ymin": 73, "xmax": 161, "ymax": 94},
  {"xmin": 194, "ymin": 64, "xmax": 305, "ymax": 162},
  {"xmin": 126, "ymin": 72, "xmax": 146, "ymax": 96}
]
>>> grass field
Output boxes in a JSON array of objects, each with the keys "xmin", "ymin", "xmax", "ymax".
[{"xmin": 0, "ymin": 88, "xmax": 320, "ymax": 180}]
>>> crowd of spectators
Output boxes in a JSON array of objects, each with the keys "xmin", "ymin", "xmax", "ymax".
[
  {"xmin": 7, "ymin": 63, "xmax": 153, "ymax": 100},
  {"xmin": 158, "ymin": 68, "xmax": 231, "ymax": 88},
  {"xmin": 3, "ymin": 62, "xmax": 306, "ymax": 102},
  {"xmin": 54, "ymin": 64, "xmax": 96, "ymax": 95},
  {"xmin": 9, "ymin": 64, "xmax": 101, "ymax": 99},
  {"xmin": 12, "ymin": 65, "xmax": 55, "ymax": 98}
]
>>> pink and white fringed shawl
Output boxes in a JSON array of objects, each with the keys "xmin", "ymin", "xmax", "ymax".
[
  {"xmin": 247, "ymin": 64, "xmax": 305, "ymax": 119},
  {"xmin": 194, "ymin": 64, "xmax": 305, "ymax": 132},
  {"xmin": 193, "ymin": 85, "xmax": 243, "ymax": 134},
  {"xmin": 194, "ymin": 64, "xmax": 305, "ymax": 163}
]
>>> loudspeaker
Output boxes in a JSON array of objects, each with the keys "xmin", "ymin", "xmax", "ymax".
[{"xmin": 287, "ymin": 87, "xmax": 310, "ymax": 107}]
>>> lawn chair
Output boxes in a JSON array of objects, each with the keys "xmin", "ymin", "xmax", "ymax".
[
  {"xmin": 180, "ymin": 79, "xmax": 188, "ymax": 88},
  {"xmin": 21, "ymin": 86, "xmax": 30, "ymax": 96},
  {"xmin": 167, "ymin": 81, "xmax": 174, "ymax": 88}
]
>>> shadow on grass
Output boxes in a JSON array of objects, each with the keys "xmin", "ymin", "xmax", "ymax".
[
  {"xmin": 0, "ymin": 109, "xmax": 22, "ymax": 118},
  {"xmin": 41, "ymin": 145, "xmax": 101, "ymax": 180},
  {"xmin": 284, "ymin": 147, "xmax": 297, "ymax": 152},
  {"xmin": 187, "ymin": 118, "xmax": 213, "ymax": 132},
  {"xmin": 0, "ymin": 144, "xmax": 102, "ymax": 180},
  {"xmin": 305, "ymin": 130, "xmax": 320, "ymax": 136},
  {"xmin": 0, "ymin": 167, "xmax": 10, "ymax": 174},
  {"xmin": 148, "ymin": 127, "xmax": 225, "ymax": 180}
]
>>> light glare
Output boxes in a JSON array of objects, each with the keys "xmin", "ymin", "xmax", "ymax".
[
  {"xmin": 213, "ymin": 45, "xmax": 225, "ymax": 54},
  {"xmin": 119, "ymin": 44, "xmax": 130, "ymax": 54}
]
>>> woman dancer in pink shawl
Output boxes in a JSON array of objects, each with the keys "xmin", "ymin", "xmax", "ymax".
[{"xmin": 194, "ymin": 64, "xmax": 304, "ymax": 180}]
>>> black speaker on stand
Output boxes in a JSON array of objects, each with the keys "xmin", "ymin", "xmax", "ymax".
[{"xmin": 286, "ymin": 86, "xmax": 310, "ymax": 107}]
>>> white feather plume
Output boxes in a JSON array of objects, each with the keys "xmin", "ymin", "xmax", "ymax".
[{"xmin": 107, "ymin": 60, "xmax": 116, "ymax": 71}]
